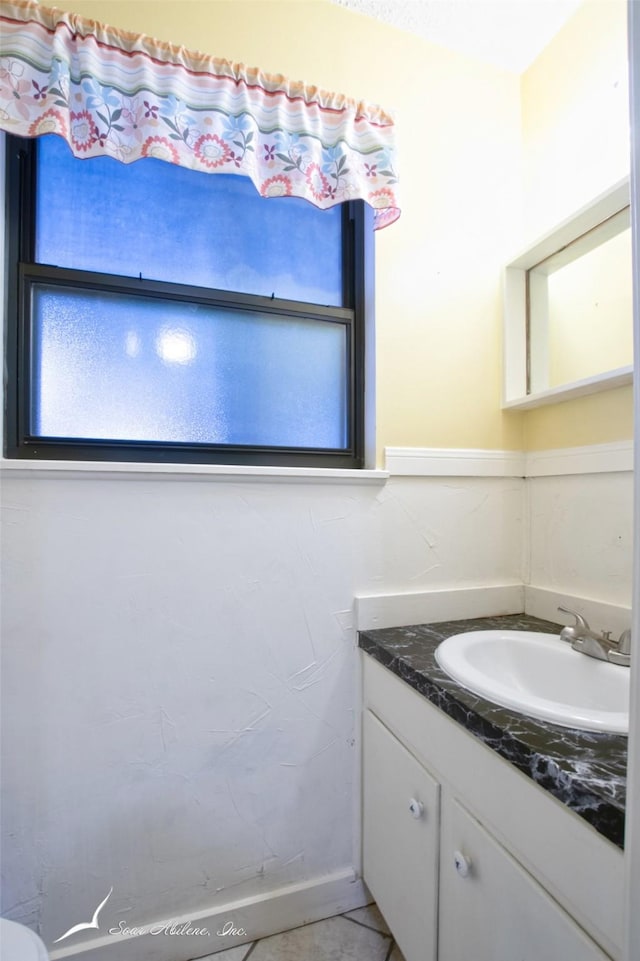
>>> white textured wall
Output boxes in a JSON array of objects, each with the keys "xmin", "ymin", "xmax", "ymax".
[
  {"xmin": 0, "ymin": 471, "xmax": 523, "ymax": 947},
  {"xmin": 527, "ymin": 471, "xmax": 633, "ymax": 608}
]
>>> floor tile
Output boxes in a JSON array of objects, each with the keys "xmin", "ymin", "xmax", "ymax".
[
  {"xmin": 246, "ymin": 913, "xmax": 390, "ymax": 961},
  {"xmin": 388, "ymin": 944, "xmax": 406, "ymax": 961},
  {"xmin": 196, "ymin": 944, "xmax": 254, "ymax": 961},
  {"xmin": 341, "ymin": 903, "xmax": 391, "ymax": 935}
]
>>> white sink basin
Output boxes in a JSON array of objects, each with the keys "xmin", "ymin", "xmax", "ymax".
[{"xmin": 434, "ymin": 630, "xmax": 629, "ymax": 734}]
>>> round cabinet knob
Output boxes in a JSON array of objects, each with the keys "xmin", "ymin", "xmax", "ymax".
[
  {"xmin": 408, "ymin": 798, "xmax": 424, "ymax": 819},
  {"xmin": 453, "ymin": 850, "xmax": 472, "ymax": 878}
]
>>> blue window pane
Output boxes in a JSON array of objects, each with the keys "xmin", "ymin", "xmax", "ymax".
[
  {"xmin": 35, "ymin": 136, "xmax": 344, "ymax": 306},
  {"xmin": 31, "ymin": 286, "xmax": 348, "ymax": 449}
]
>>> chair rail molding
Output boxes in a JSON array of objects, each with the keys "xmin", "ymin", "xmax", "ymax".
[{"xmin": 385, "ymin": 442, "xmax": 633, "ymax": 478}]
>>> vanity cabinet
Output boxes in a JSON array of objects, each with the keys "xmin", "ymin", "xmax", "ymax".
[
  {"xmin": 362, "ymin": 710, "xmax": 439, "ymax": 961},
  {"xmin": 361, "ymin": 653, "xmax": 624, "ymax": 961},
  {"xmin": 439, "ymin": 798, "xmax": 609, "ymax": 961}
]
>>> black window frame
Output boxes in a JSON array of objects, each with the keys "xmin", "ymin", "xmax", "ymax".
[{"xmin": 4, "ymin": 134, "xmax": 372, "ymax": 468}]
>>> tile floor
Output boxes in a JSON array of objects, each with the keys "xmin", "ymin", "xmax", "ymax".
[{"xmin": 194, "ymin": 904, "xmax": 405, "ymax": 961}]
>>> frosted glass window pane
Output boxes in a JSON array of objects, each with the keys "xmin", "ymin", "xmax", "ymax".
[
  {"xmin": 31, "ymin": 286, "xmax": 348, "ymax": 449},
  {"xmin": 35, "ymin": 135, "xmax": 344, "ymax": 306}
]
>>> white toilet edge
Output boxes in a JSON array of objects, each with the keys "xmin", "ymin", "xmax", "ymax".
[{"xmin": 0, "ymin": 918, "xmax": 50, "ymax": 961}]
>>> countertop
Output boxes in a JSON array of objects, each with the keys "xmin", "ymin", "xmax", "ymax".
[{"xmin": 358, "ymin": 613, "xmax": 626, "ymax": 849}]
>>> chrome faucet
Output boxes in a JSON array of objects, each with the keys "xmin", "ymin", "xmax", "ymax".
[{"xmin": 558, "ymin": 606, "xmax": 631, "ymax": 667}]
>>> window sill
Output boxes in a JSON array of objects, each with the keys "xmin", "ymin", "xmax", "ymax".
[{"xmin": 0, "ymin": 458, "xmax": 389, "ymax": 484}]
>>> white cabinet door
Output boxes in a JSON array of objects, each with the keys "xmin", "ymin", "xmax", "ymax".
[
  {"xmin": 362, "ymin": 709, "xmax": 439, "ymax": 961},
  {"xmin": 439, "ymin": 797, "xmax": 611, "ymax": 961}
]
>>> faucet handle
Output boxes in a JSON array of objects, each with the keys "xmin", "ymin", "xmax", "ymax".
[
  {"xmin": 558, "ymin": 606, "xmax": 590, "ymax": 631},
  {"xmin": 608, "ymin": 629, "xmax": 631, "ymax": 666}
]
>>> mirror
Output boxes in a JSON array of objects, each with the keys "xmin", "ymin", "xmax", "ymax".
[
  {"xmin": 502, "ymin": 179, "xmax": 632, "ymax": 409},
  {"xmin": 528, "ymin": 208, "xmax": 632, "ymax": 393}
]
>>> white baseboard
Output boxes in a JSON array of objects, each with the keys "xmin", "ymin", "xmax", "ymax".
[
  {"xmin": 48, "ymin": 869, "xmax": 369, "ymax": 961},
  {"xmin": 355, "ymin": 584, "xmax": 525, "ymax": 631},
  {"xmin": 524, "ymin": 585, "xmax": 631, "ymax": 637}
]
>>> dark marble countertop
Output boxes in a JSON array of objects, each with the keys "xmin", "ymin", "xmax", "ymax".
[{"xmin": 359, "ymin": 613, "xmax": 627, "ymax": 849}]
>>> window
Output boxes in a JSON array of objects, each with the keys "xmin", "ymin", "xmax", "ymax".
[{"xmin": 4, "ymin": 134, "xmax": 372, "ymax": 467}]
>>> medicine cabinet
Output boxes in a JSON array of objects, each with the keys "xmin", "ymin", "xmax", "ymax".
[{"xmin": 503, "ymin": 179, "xmax": 632, "ymax": 410}]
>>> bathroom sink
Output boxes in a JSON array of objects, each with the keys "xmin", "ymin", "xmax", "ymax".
[{"xmin": 434, "ymin": 630, "xmax": 629, "ymax": 734}]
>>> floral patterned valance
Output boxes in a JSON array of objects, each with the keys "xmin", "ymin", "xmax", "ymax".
[{"xmin": 0, "ymin": 0, "xmax": 399, "ymax": 228}]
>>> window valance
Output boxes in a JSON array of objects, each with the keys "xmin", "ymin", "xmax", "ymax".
[{"xmin": 0, "ymin": 0, "xmax": 400, "ymax": 228}]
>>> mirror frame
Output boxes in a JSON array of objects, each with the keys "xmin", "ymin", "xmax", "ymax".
[{"xmin": 502, "ymin": 177, "xmax": 632, "ymax": 410}]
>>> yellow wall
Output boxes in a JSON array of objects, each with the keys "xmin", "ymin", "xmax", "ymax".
[
  {"xmin": 524, "ymin": 386, "xmax": 634, "ymax": 450},
  {"xmin": 520, "ymin": 0, "xmax": 631, "ymax": 450},
  {"xmin": 60, "ymin": 0, "xmax": 525, "ymax": 459}
]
